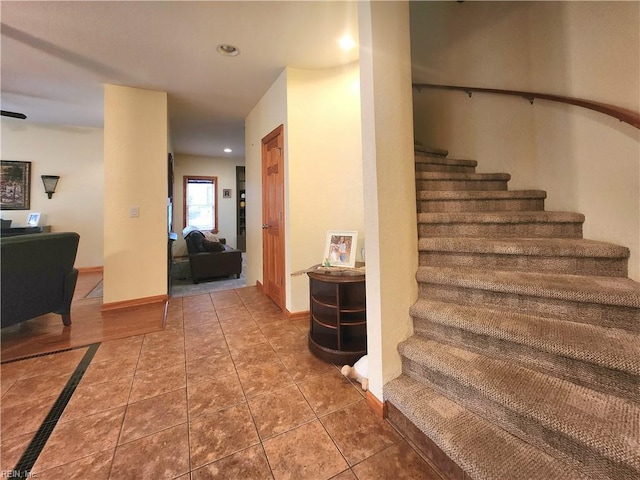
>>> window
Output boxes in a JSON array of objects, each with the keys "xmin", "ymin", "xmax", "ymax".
[{"xmin": 183, "ymin": 176, "xmax": 218, "ymax": 232}]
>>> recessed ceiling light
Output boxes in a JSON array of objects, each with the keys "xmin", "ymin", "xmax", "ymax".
[
  {"xmin": 217, "ymin": 44, "xmax": 240, "ymax": 57},
  {"xmin": 224, "ymin": 148, "xmax": 232, "ymax": 153},
  {"xmin": 339, "ymin": 35, "xmax": 356, "ymax": 51}
]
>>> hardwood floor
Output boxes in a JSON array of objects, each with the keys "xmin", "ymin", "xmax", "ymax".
[{"xmin": 1, "ymin": 272, "xmax": 166, "ymax": 362}]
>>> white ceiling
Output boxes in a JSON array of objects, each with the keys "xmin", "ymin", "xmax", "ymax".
[{"xmin": 1, "ymin": 1, "xmax": 359, "ymax": 158}]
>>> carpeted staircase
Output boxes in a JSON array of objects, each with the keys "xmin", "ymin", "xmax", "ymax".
[{"xmin": 384, "ymin": 146, "xmax": 640, "ymax": 480}]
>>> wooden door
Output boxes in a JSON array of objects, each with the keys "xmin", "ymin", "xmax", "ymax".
[{"xmin": 262, "ymin": 125, "xmax": 285, "ymax": 310}]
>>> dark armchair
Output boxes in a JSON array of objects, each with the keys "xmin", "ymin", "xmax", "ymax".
[
  {"xmin": 184, "ymin": 230, "xmax": 242, "ymax": 284},
  {"xmin": 1, "ymin": 232, "xmax": 80, "ymax": 328}
]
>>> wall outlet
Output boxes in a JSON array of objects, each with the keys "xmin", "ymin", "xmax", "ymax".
[{"xmin": 129, "ymin": 206, "xmax": 140, "ymax": 218}]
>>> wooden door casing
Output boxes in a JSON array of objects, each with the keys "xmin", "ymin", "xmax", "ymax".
[{"xmin": 261, "ymin": 125, "xmax": 285, "ymax": 310}]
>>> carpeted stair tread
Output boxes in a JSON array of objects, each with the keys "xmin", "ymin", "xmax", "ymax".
[
  {"xmin": 384, "ymin": 375, "xmax": 590, "ymax": 480},
  {"xmin": 418, "ymin": 210, "xmax": 584, "ymax": 225},
  {"xmin": 417, "ymin": 266, "xmax": 640, "ymax": 308},
  {"xmin": 415, "ymin": 172, "xmax": 510, "ymax": 181},
  {"xmin": 410, "ymin": 299, "xmax": 640, "ymax": 376},
  {"xmin": 398, "ymin": 337, "xmax": 640, "ymax": 474},
  {"xmin": 418, "ymin": 189, "xmax": 546, "ymax": 200},
  {"xmin": 419, "ymin": 237, "xmax": 629, "ymax": 258},
  {"xmin": 415, "ymin": 154, "xmax": 477, "ymax": 168},
  {"xmin": 414, "ymin": 145, "xmax": 449, "ymax": 157}
]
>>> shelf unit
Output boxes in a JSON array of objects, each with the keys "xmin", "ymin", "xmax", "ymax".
[
  {"xmin": 236, "ymin": 166, "xmax": 246, "ymax": 252},
  {"xmin": 307, "ymin": 268, "xmax": 366, "ymax": 365}
]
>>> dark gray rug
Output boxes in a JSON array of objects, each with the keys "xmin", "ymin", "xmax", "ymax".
[
  {"xmin": 84, "ymin": 254, "xmax": 247, "ymax": 299},
  {"xmin": 170, "ymin": 255, "xmax": 247, "ymax": 297}
]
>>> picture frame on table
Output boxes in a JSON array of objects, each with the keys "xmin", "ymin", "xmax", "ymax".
[
  {"xmin": 0, "ymin": 160, "xmax": 31, "ymax": 210},
  {"xmin": 323, "ymin": 230, "xmax": 358, "ymax": 268},
  {"xmin": 27, "ymin": 212, "xmax": 41, "ymax": 227}
]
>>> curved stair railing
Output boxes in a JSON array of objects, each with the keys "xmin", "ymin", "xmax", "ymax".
[{"xmin": 413, "ymin": 83, "xmax": 640, "ymax": 130}]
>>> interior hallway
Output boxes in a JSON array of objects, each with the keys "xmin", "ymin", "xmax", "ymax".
[{"xmin": 1, "ymin": 277, "xmax": 442, "ymax": 479}]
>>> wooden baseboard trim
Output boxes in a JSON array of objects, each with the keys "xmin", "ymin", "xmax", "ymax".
[
  {"xmin": 101, "ymin": 294, "xmax": 168, "ymax": 312},
  {"xmin": 286, "ymin": 309, "xmax": 309, "ymax": 320},
  {"xmin": 78, "ymin": 266, "xmax": 104, "ymax": 274},
  {"xmin": 366, "ymin": 390, "xmax": 388, "ymax": 419}
]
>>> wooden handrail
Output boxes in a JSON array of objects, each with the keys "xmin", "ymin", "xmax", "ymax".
[{"xmin": 413, "ymin": 83, "xmax": 640, "ymax": 130}]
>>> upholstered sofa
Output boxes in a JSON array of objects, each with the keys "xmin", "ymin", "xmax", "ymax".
[
  {"xmin": 184, "ymin": 230, "xmax": 242, "ymax": 283},
  {"xmin": 1, "ymin": 232, "xmax": 79, "ymax": 328}
]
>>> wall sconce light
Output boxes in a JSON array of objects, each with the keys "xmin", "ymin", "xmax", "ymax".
[{"xmin": 41, "ymin": 175, "xmax": 60, "ymax": 199}]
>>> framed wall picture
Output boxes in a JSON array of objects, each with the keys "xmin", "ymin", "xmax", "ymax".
[
  {"xmin": 0, "ymin": 160, "xmax": 31, "ymax": 210},
  {"xmin": 223, "ymin": 189, "xmax": 232, "ymax": 199},
  {"xmin": 323, "ymin": 230, "xmax": 358, "ymax": 268}
]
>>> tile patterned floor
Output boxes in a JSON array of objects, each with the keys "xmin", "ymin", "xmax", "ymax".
[{"xmin": 1, "ymin": 287, "xmax": 443, "ymax": 479}]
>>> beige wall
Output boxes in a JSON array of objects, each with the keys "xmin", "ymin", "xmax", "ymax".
[
  {"xmin": 244, "ymin": 69, "xmax": 289, "ymax": 291},
  {"xmin": 245, "ymin": 65, "xmax": 365, "ymax": 314},
  {"xmin": 172, "ymin": 154, "xmax": 245, "ymax": 256},
  {"xmin": 0, "ymin": 118, "xmax": 104, "ymax": 268},
  {"xmin": 412, "ymin": 1, "xmax": 640, "ymax": 281},
  {"xmin": 286, "ymin": 64, "xmax": 364, "ymax": 313},
  {"xmin": 359, "ymin": 0, "xmax": 417, "ymax": 401},
  {"xmin": 103, "ymin": 85, "xmax": 168, "ymax": 304}
]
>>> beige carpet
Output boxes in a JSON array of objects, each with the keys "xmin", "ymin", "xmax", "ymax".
[{"xmin": 385, "ymin": 147, "xmax": 640, "ymax": 480}]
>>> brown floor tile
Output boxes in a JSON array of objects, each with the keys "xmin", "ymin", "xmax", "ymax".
[
  {"xmin": 215, "ymin": 305, "xmax": 254, "ymax": 322},
  {"xmin": 187, "ymin": 373, "xmax": 245, "ymax": 418},
  {"xmin": 1, "ymin": 370, "xmax": 71, "ymax": 408},
  {"xmin": 119, "ymin": 388, "xmax": 188, "ymax": 444},
  {"xmin": 0, "ymin": 286, "xmax": 439, "ymax": 480},
  {"xmin": 220, "ymin": 318, "xmax": 258, "ymax": 336},
  {"xmin": 298, "ymin": 370, "xmax": 362, "ymax": 416},
  {"xmin": 184, "ymin": 321, "xmax": 223, "ymax": 339},
  {"xmin": 258, "ymin": 320, "xmax": 302, "ymax": 340},
  {"xmin": 262, "ymin": 420, "xmax": 348, "ymax": 480},
  {"xmin": 191, "ymin": 444, "xmax": 273, "ymax": 480},
  {"xmin": 1, "ymin": 393, "xmax": 59, "ymax": 440},
  {"xmin": 229, "ymin": 342, "xmax": 278, "ymax": 371},
  {"xmin": 110, "ymin": 423, "xmax": 190, "ymax": 479},
  {"xmin": 34, "ymin": 448, "xmax": 114, "ymax": 480},
  {"xmin": 0, "ymin": 431, "xmax": 34, "ymax": 472},
  {"xmin": 33, "ymin": 406, "xmax": 125, "ymax": 473},
  {"xmin": 330, "ymin": 470, "xmax": 357, "ymax": 480},
  {"xmin": 211, "ymin": 290, "xmax": 243, "ymax": 301},
  {"xmin": 185, "ymin": 332, "xmax": 230, "ymax": 362},
  {"xmin": 129, "ymin": 363, "xmax": 186, "ymax": 403},
  {"xmin": 183, "ymin": 309, "xmax": 218, "ymax": 327},
  {"xmin": 290, "ymin": 318, "xmax": 309, "ymax": 333},
  {"xmin": 2, "ymin": 349, "xmax": 86, "ymax": 383},
  {"xmin": 266, "ymin": 331, "xmax": 309, "ymax": 354},
  {"xmin": 189, "ymin": 403, "xmax": 260, "ymax": 469},
  {"xmin": 141, "ymin": 329, "xmax": 185, "ymax": 350},
  {"xmin": 237, "ymin": 360, "xmax": 295, "ymax": 399},
  {"xmin": 224, "ymin": 327, "xmax": 268, "ymax": 351},
  {"xmin": 351, "ymin": 440, "xmax": 442, "ymax": 480},
  {"xmin": 186, "ymin": 353, "xmax": 236, "ymax": 385},
  {"xmin": 136, "ymin": 343, "xmax": 185, "ymax": 373},
  {"xmin": 248, "ymin": 385, "xmax": 316, "ymax": 440},
  {"xmin": 60, "ymin": 375, "xmax": 134, "ymax": 422},
  {"xmin": 33, "ymin": 349, "xmax": 89, "ymax": 378},
  {"xmin": 92, "ymin": 335, "xmax": 144, "ymax": 364},
  {"xmin": 278, "ymin": 351, "xmax": 337, "ymax": 383},
  {"xmin": 81, "ymin": 354, "xmax": 138, "ymax": 386},
  {"xmin": 211, "ymin": 295, "xmax": 245, "ymax": 310},
  {"xmin": 321, "ymin": 399, "xmax": 401, "ymax": 465}
]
